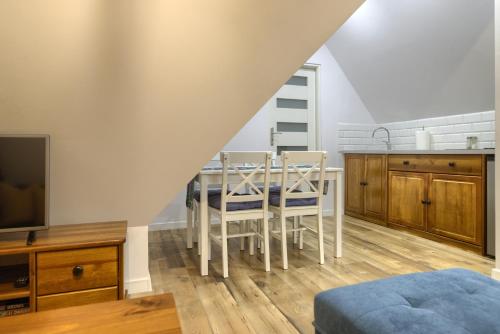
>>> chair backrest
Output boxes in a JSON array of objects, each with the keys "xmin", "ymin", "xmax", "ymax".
[
  {"xmin": 279, "ymin": 151, "xmax": 327, "ymax": 207},
  {"xmin": 220, "ymin": 151, "xmax": 272, "ymax": 212}
]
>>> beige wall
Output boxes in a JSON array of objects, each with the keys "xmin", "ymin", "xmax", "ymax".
[{"xmin": 0, "ymin": 0, "xmax": 363, "ymax": 227}]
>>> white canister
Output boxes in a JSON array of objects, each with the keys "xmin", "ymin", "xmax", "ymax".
[{"xmin": 415, "ymin": 128, "xmax": 431, "ymax": 150}]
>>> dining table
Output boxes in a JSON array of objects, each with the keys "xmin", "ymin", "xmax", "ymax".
[{"xmin": 187, "ymin": 165, "xmax": 344, "ymax": 276}]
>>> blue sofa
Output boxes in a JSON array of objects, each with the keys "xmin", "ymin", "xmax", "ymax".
[{"xmin": 314, "ymin": 269, "xmax": 500, "ymax": 334}]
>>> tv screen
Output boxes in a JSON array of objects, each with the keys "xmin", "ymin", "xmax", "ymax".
[{"xmin": 0, "ymin": 135, "xmax": 49, "ymax": 233}]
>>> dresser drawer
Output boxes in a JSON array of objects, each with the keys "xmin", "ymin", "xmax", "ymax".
[
  {"xmin": 37, "ymin": 246, "xmax": 118, "ymax": 296},
  {"xmin": 37, "ymin": 286, "xmax": 118, "ymax": 311},
  {"xmin": 388, "ymin": 155, "xmax": 482, "ymax": 175}
]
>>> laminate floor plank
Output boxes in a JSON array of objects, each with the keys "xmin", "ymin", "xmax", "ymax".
[{"xmin": 138, "ymin": 216, "xmax": 494, "ymax": 333}]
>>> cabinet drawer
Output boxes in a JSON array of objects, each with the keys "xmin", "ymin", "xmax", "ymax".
[
  {"xmin": 388, "ymin": 155, "xmax": 482, "ymax": 175},
  {"xmin": 37, "ymin": 246, "xmax": 118, "ymax": 296},
  {"xmin": 37, "ymin": 286, "xmax": 118, "ymax": 311}
]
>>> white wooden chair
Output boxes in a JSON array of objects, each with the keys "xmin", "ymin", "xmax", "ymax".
[
  {"xmin": 187, "ymin": 186, "xmax": 247, "ymax": 255},
  {"xmin": 269, "ymin": 151, "xmax": 327, "ymax": 270},
  {"xmin": 208, "ymin": 151, "xmax": 272, "ymax": 278}
]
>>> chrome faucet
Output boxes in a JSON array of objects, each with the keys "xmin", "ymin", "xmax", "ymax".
[{"xmin": 372, "ymin": 127, "xmax": 391, "ymax": 150}]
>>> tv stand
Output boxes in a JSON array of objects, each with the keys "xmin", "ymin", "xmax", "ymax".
[
  {"xmin": 26, "ymin": 231, "xmax": 36, "ymax": 246},
  {"xmin": 0, "ymin": 221, "xmax": 126, "ymax": 315}
]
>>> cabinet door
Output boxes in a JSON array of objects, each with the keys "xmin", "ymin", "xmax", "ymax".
[
  {"xmin": 388, "ymin": 171, "xmax": 427, "ymax": 230},
  {"xmin": 364, "ymin": 155, "xmax": 387, "ymax": 221},
  {"xmin": 427, "ymin": 174, "xmax": 483, "ymax": 245},
  {"xmin": 345, "ymin": 154, "xmax": 365, "ymax": 215}
]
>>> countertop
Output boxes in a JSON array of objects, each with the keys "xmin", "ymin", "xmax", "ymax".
[{"xmin": 339, "ymin": 149, "xmax": 495, "ymax": 155}]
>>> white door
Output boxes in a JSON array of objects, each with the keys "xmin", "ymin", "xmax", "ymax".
[{"xmin": 268, "ymin": 67, "xmax": 317, "ymax": 155}]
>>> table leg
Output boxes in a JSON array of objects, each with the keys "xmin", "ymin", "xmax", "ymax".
[
  {"xmin": 334, "ymin": 173, "xmax": 343, "ymax": 258},
  {"xmin": 200, "ymin": 177, "xmax": 209, "ymax": 276}
]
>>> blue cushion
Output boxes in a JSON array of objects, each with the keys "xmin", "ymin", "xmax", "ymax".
[
  {"xmin": 193, "ymin": 189, "xmax": 224, "ymax": 202},
  {"xmin": 208, "ymin": 195, "xmax": 263, "ymax": 211},
  {"xmin": 269, "ymin": 193, "xmax": 317, "ymax": 207},
  {"xmin": 314, "ymin": 269, "xmax": 500, "ymax": 334}
]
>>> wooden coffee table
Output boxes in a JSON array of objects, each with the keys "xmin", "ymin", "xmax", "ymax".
[{"xmin": 0, "ymin": 293, "xmax": 181, "ymax": 333}]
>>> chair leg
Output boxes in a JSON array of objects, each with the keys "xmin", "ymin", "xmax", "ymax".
[
  {"xmin": 187, "ymin": 207, "xmax": 193, "ymax": 249},
  {"xmin": 260, "ymin": 219, "xmax": 265, "ymax": 255},
  {"xmin": 263, "ymin": 215, "xmax": 270, "ymax": 272},
  {"xmin": 293, "ymin": 216, "xmax": 298, "ymax": 245},
  {"xmin": 256, "ymin": 220, "xmax": 261, "ymax": 250},
  {"xmin": 280, "ymin": 215, "xmax": 288, "ymax": 270},
  {"xmin": 193, "ymin": 204, "xmax": 198, "ymax": 243},
  {"xmin": 240, "ymin": 221, "xmax": 246, "ymax": 251},
  {"xmin": 317, "ymin": 213, "xmax": 324, "ymax": 265},
  {"xmin": 221, "ymin": 218, "xmax": 229, "ymax": 278},
  {"xmin": 299, "ymin": 216, "xmax": 304, "ymax": 250},
  {"xmin": 249, "ymin": 227, "xmax": 255, "ymax": 256},
  {"xmin": 207, "ymin": 212, "xmax": 212, "ymax": 261},
  {"xmin": 197, "ymin": 206, "xmax": 201, "ymax": 256}
]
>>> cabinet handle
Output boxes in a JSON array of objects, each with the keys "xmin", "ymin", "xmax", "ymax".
[
  {"xmin": 72, "ymin": 265, "xmax": 84, "ymax": 278},
  {"xmin": 359, "ymin": 182, "xmax": 368, "ymax": 186},
  {"xmin": 403, "ymin": 160, "xmax": 410, "ymax": 165},
  {"xmin": 421, "ymin": 200, "xmax": 431, "ymax": 205},
  {"xmin": 448, "ymin": 162, "xmax": 456, "ymax": 167}
]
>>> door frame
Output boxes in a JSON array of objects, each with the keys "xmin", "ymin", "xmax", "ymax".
[{"xmin": 302, "ymin": 63, "xmax": 321, "ymax": 151}]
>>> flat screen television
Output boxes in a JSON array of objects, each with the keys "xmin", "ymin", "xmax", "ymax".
[{"xmin": 0, "ymin": 135, "xmax": 49, "ymax": 233}]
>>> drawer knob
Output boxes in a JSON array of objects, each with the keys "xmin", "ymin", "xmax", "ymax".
[
  {"xmin": 448, "ymin": 162, "xmax": 456, "ymax": 167},
  {"xmin": 403, "ymin": 160, "xmax": 410, "ymax": 165},
  {"xmin": 72, "ymin": 265, "xmax": 84, "ymax": 278}
]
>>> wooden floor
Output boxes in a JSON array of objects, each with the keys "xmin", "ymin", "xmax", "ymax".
[{"xmin": 145, "ymin": 216, "xmax": 494, "ymax": 334}]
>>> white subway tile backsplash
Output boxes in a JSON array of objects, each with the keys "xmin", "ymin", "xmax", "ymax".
[
  {"xmin": 472, "ymin": 122, "xmax": 493, "ymax": 132},
  {"xmin": 453, "ymin": 124, "xmax": 472, "ymax": 133},
  {"xmin": 463, "ymin": 113, "xmax": 482, "ymax": 123},
  {"xmin": 336, "ymin": 111, "xmax": 495, "ymax": 152},
  {"xmin": 446, "ymin": 115, "xmax": 465, "ymax": 125},
  {"xmin": 480, "ymin": 132, "xmax": 495, "ymax": 141},
  {"xmin": 481, "ymin": 111, "xmax": 495, "ymax": 122}
]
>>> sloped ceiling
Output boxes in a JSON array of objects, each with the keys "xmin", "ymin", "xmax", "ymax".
[
  {"xmin": 326, "ymin": 0, "xmax": 494, "ymax": 123},
  {"xmin": 0, "ymin": 0, "xmax": 363, "ymax": 226}
]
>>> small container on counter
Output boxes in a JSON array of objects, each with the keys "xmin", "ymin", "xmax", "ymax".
[
  {"xmin": 415, "ymin": 127, "xmax": 431, "ymax": 150},
  {"xmin": 466, "ymin": 136, "xmax": 478, "ymax": 150}
]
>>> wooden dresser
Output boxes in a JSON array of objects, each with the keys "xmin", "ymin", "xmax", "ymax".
[
  {"xmin": 0, "ymin": 221, "xmax": 127, "ymax": 314},
  {"xmin": 345, "ymin": 153, "xmax": 492, "ymax": 254}
]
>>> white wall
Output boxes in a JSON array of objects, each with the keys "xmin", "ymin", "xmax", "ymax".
[
  {"xmin": 327, "ymin": 0, "xmax": 494, "ymax": 123},
  {"xmin": 152, "ymin": 45, "xmax": 375, "ymax": 226}
]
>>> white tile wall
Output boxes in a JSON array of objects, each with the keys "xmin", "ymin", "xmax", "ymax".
[{"xmin": 337, "ymin": 111, "xmax": 496, "ymax": 151}]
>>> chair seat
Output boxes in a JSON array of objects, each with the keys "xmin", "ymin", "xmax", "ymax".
[
  {"xmin": 194, "ymin": 189, "xmax": 224, "ymax": 202},
  {"xmin": 208, "ymin": 194, "xmax": 263, "ymax": 211},
  {"xmin": 269, "ymin": 193, "xmax": 317, "ymax": 207}
]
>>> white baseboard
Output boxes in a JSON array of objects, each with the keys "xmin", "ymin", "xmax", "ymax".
[
  {"xmin": 125, "ymin": 274, "xmax": 152, "ymax": 295},
  {"xmin": 150, "ymin": 209, "xmax": 336, "ymax": 231},
  {"xmin": 149, "ymin": 220, "xmax": 186, "ymax": 231},
  {"xmin": 492, "ymin": 268, "xmax": 500, "ymax": 280}
]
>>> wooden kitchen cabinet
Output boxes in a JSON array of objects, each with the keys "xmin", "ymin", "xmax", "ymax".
[
  {"xmin": 427, "ymin": 174, "xmax": 483, "ymax": 246},
  {"xmin": 345, "ymin": 153, "xmax": 488, "ymax": 254},
  {"xmin": 388, "ymin": 171, "xmax": 427, "ymax": 231},
  {"xmin": 345, "ymin": 154, "xmax": 386, "ymax": 224},
  {"xmin": 345, "ymin": 154, "xmax": 365, "ymax": 215}
]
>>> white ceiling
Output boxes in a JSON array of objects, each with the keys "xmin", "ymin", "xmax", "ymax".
[{"xmin": 326, "ymin": 0, "xmax": 494, "ymax": 123}]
